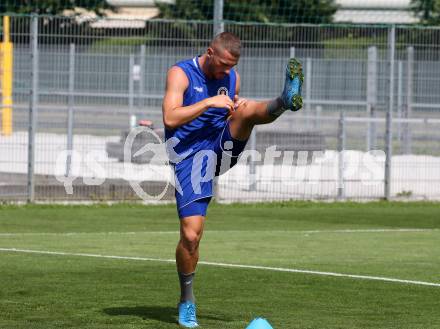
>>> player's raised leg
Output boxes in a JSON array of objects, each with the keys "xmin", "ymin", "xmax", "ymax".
[
  {"xmin": 176, "ymin": 215, "xmax": 205, "ymax": 328},
  {"xmin": 229, "ymin": 58, "xmax": 303, "ymax": 141}
]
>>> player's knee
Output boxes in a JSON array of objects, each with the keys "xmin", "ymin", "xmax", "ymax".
[
  {"xmin": 181, "ymin": 230, "xmax": 201, "ymax": 254},
  {"xmin": 234, "ymin": 102, "xmax": 257, "ymax": 126}
]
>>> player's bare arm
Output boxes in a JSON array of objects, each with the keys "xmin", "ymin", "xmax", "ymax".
[{"xmin": 162, "ymin": 66, "xmax": 235, "ymax": 129}]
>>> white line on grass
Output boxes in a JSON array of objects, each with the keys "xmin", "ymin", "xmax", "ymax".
[
  {"xmin": 0, "ymin": 247, "xmax": 439, "ymax": 288},
  {"xmin": 0, "ymin": 228, "xmax": 438, "ymax": 236}
]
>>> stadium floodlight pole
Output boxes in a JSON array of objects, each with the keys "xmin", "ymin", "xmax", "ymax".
[
  {"xmin": 213, "ymin": 0, "xmax": 224, "ymax": 36},
  {"xmin": 384, "ymin": 25, "xmax": 396, "ymax": 201},
  {"xmin": 27, "ymin": 15, "xmax": 39, "ymax": 203}
]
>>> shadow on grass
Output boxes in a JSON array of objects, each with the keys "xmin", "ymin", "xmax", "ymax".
[{"xmin": 103, "ymin": 305, "xmax": 232, "ymax": 324}]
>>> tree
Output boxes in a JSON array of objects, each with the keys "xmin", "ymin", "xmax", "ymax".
[
  {"xmin": 411, "ymin": 0, "xmax": 440, "ymax": 24},
  {"xmin": 157, "ymin": 0, "xmax": 338, "ymax": 24},
  {"xmin": 0, "ymin": 0, "xmax": 112, "ymax": 16}
]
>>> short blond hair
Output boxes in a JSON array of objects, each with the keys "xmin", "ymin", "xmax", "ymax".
[{"xmin": 211, "ymin": 32, "xmax": 241, "ymax": 57}]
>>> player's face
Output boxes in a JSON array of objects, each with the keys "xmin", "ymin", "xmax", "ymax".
[{"xmin": 208, "ymin": 47, "xmax": 239, "ymax": 79}]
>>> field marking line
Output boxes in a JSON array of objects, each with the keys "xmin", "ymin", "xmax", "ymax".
[
  {"xmin": 1, "ymin": 247, "xmax": 439, "ymax": 288},
  {"xmin": 0, "ymin": 228, "xmax": 438, "ymax": 236}
]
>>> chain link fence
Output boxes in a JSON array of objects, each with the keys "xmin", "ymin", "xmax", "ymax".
[{"xmin": 1, "ymin": 15, "xmax": 440, "ymax": 202}]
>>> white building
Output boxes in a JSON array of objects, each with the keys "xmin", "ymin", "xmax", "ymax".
[
  {"xmin": 98, "ymin": 0, "xmax": 418, "ymax": 26},
  {"xmin": 334, "ymin": 0, "xmax": 418, "ymax": 24}
]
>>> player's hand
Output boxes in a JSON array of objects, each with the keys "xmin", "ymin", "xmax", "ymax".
[
  {"xmin": 206, "ymin": 95, "xmax": 234, "ymax": 113},
  {"xmin": 234, "ymin": 95, "xmax": 248, "ymax": 110}
]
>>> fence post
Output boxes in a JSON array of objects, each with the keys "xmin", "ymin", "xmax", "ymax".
[
  {"xmin": 138, "ymin": 45, "xmax": 146, "ymax": 110},
  {"xmin": 249, "ymin": 127, "xmax": 257, "ymax": 191},
  {"xmin": 289, "ymin": 46, "xmax": 295, "ymax": 59},
  {"xmin": 65, "ymin": 43, "xmax": 75, "ymax": 177},
  {"xmin": 213, "ymin": 0, "xmax": 224, "ymax": 36},
  {"xmin": 305, "ymin": 57, "xmax": 312, "ymax": 129},
  {"xmin": 384, "ymin": 25, "xmax": 396, "ymax": 201},
  {"xmin": 27, "ymin": 15, "xmax": 39, "ymax": 203},
  {"xmin": 337, "ymin": 112, "xmax": 346, "ymax": 200},
  {"xmin": 1, "ymin": 15, "xmax": 13, "ymax": 136},
  {"xmin": 314, "ymin": 105, "xmax": 322, "ymax": 130},
  {"xmin": 403, "ymin": 46, "xmax": 414, "ymax": 154},
  {"xmin": 396, "ymin": 60, "xmax": 403, "ymax": 145},
  {"xmin": 128, "ymin": 54, "xmax": 135, "ymax": 129},
  {"xmin": 367, "ymin": 46, "xmax": 377, "ymax": 151}
]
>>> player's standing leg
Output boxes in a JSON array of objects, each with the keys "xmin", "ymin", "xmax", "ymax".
[{"xmin": 176, "ymin": 214, "xmax": 205, "ymax": 328}]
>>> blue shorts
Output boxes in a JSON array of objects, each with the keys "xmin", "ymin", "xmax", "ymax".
[
  {"xmin": 178, "ymin": 197, "xmax": 212, "ymax": 219},
  {"xmin": 173, "ymin": 121, "xmax": 247, "ymax": 219}
]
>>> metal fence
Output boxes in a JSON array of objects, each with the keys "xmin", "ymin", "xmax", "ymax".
[
  {"xmin": 1, "ymin": 15, "xmax": 440, "ymax": 202},
  {"xmin": 216, "ymin": 114, "xmax": 440, "ymax": 202}
]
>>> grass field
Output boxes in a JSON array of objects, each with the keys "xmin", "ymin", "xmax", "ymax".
[{"xmin": 1, "ymin": 202, "xmax": 439, "ymax": 329}]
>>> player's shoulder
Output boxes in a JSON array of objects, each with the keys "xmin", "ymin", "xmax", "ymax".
[
  {"xmin": 234, "ymin": 69, "xmax": 240, "ymax": 80},
  {"xmin": 175, "ymin": 57, "xmax": 194, "ymax": 66},
  {"xmin": 167, "ymin": 57, "xmax": 194, "ymax": 78},
  {"xmin": 173, "ymin": 57, "xmax": 195, "ymax": 74},
  {"xmin": 166, "ymin": 65, "xmax": 189, "ymax": 87},
  {"xmin": 167, "ymin": 65, "xmax": 186, "ymax": 76}
]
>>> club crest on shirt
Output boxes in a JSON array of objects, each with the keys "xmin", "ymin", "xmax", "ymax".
[{"xmin": 217, "ymin": 87, "xmax": 228, "ymax": 96}]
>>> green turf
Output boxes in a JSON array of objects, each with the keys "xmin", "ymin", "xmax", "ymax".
[{"xmin": 1, "ymin": 202, "xmax": 439, "ymax": 328}]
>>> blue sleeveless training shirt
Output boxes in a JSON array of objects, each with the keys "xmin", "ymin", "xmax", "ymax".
[{"xmin": 164, "ymin": 56, "xmax": 236, "ymax": 156}]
